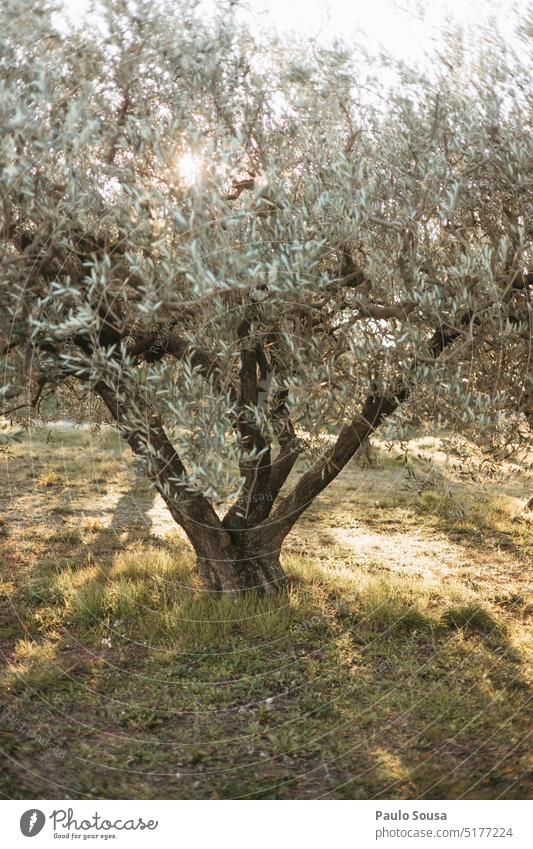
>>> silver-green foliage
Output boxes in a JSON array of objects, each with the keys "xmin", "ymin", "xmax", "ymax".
[{"xmin": 1, "ymin": 0, "xmax": 531, "ymax": 503}]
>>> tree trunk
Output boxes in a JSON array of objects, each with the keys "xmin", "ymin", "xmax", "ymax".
[{"xmin": 193, "ymin": 530, "xmax": 286, "ymax": 594}]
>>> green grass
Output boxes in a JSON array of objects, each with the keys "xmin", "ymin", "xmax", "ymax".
[
  {"xmin": 442, "ymin": 603, "xmax": 507, "ymax": 638},
  {"xmin": 0, "ymin": 427, "xmax": 531, "ymax": 799},
  {"xmin": 1, "ymin": 545, "xmax": 531, "ymax": 799}
]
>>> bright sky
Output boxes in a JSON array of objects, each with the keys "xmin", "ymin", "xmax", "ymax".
[
  {"xmin": 238, "ymin": 0, "xmax": 522, "ymax": 59},
  {"xmin": 62, "ymin": 0, "xmax": 526, "ymax": 63}
]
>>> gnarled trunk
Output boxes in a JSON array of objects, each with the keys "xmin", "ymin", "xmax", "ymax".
[{"xmin": 193, "ymin": 530, "xmax": 286, "ymax": 594}]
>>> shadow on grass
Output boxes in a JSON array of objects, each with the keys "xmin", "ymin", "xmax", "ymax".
[
  {"xmin": 0, "ymin": 430, "xmax": 530, "ymax": 799},
  {"xmin": 1, "ymin": 545, "xmax": 530, "ymax": 801}
]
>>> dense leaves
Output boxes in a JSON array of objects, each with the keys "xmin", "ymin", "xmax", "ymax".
[{"xmin": 1, "ymin": 0, "xmax": 531, "ymax": 587}]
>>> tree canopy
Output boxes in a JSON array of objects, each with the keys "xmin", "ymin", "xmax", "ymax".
[{"xmin": 1, "ymin": 0, "xmax": 531, "ymax": 591}]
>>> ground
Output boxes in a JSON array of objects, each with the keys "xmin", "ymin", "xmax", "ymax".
[{"xmin": 0, "ymin": 425, "xmax": 531, "ymax": 799}]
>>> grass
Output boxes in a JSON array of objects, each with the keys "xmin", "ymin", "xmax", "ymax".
[
  {"xmin": 441, "ymin": 603, "xmax": 507, "ymax": 638},
  {"xmin": 0, "ymin": 426, "xmax": 531, "ymax": 799}
]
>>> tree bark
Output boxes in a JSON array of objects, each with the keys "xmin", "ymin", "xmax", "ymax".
[{"xmin": 194, "ymin": 531, "xmax": 286, "ymax": 593}]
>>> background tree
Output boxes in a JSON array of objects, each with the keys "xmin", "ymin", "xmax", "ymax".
[{"xmin": 1, "ymin": 0, "xmax": 531, "ymax": 592}]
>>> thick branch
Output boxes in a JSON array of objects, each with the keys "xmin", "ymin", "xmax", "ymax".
[
  {"xmin": 93, "ymin": 379, "xmax": 233, "ymax": 556},
  {"xmin": 129, "ymin": 327, "xmax": 224, "ymax": 384},
  {"xmin": 223, "ymin": 320, "xmax": 272, "ymax": 530},
  {"xmin": 263, "ymin": 320, "xmax": 464, "ymax": 544},
  {"xmin": 262, "ymin": 388, "xmax": 300, "ymax": 502}
]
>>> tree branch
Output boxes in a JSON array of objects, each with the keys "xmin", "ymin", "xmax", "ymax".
[
  {"xmin": 1, "ymin": 374, "xmax": 46, "ymax": 418},
  {"xmin": 262, "ymin": 318, "xmax": 465, "ymax": 543},
  {"xmin": 93, "ymin": 379, "xmax": 233, "ymax": 554},
  {"xmin": 223, "ymin": 319, "xmax": 272, "ymax": 530}
]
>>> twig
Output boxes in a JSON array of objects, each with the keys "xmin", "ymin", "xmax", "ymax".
[{"xmin": 2, "ymin": 374, "xmax": 46, "ymax": 418}]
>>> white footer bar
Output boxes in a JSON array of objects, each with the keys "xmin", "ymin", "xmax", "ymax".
[{"xmin": 2, "ymin": 799, "xmax": 532, "ymax": 848}]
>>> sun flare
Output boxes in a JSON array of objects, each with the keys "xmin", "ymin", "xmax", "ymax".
[{"xmin": 177, "ymin": 152, "xmax": 203, "ymax": 185}]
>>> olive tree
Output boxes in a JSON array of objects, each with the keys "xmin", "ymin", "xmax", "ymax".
[{"xmin": 1, "ymin": 0, "xmax": 531, "ymax": 592}]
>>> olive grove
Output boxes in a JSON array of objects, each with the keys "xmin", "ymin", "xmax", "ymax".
[{"xmin": 1, "ymin": 0, "xmax": 531, "ymax": 591}]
